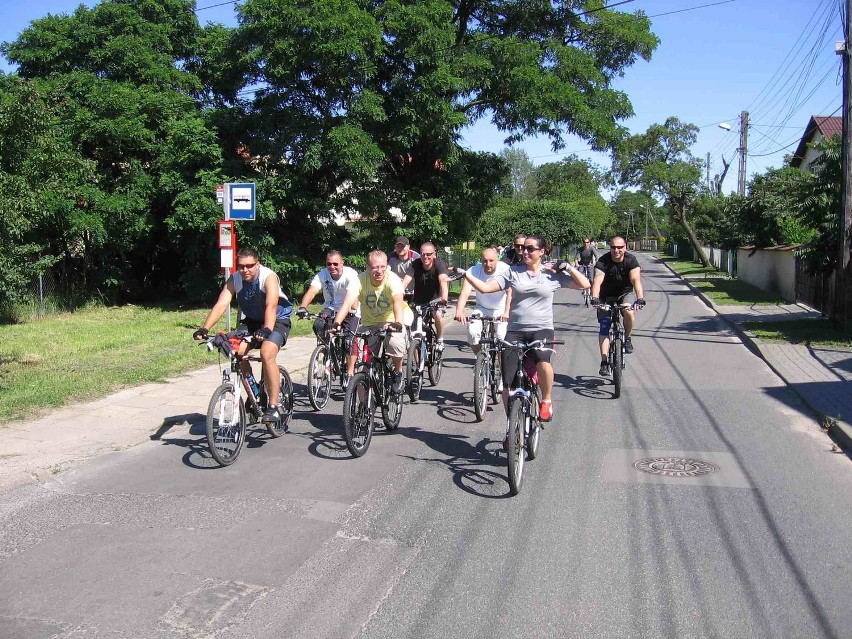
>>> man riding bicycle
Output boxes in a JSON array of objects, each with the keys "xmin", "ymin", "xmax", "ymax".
[
  {"xmin": 296, "ymin": 249, "xmax": 361, "ymax": 382},
  {"xmin": 575, "ymin": 237, "xmax": 597, "ymax": 284},
  {"xmin": 193, "ymin": 248, "xmax": 293, "ymax": 425},
  {"xmin": 401, "ymin": 241, "xmax": 449, "ymax": 349},
  {"xmin": 590, "ymin": 236, "xmax": 646, "ymax": 377},
  {"xmin": 454, "ymin": 246, "xmax": 512, "ymax": 377},
  {"xmin": 332, "ymin": 250, "xmax": 407, "ymax": 395}
]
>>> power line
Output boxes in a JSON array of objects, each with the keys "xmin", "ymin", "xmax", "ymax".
[
  {"xmin": 747, "ymin": 103, "xmax": 842, "ymax": 157},
  {"xmin": 646, "ymin": 0, "xmax": 737, "ymax": 19}
]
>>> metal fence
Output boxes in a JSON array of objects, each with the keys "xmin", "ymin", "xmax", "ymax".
[{"xmin": 3, "ymin": 268, "xmax": 80, "ymax": 322}]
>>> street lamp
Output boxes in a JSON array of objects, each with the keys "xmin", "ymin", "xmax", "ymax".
[{"xmin": 718, "ymin": 122, "xmax": 731, "ymax": 131}]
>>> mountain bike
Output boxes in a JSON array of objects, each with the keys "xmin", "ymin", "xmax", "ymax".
[
  {"xmin": 406, "ymin": 298, "xmax": 447, "ymax": 401},
  {"xmin": 578, "ymin": 264, "xmax": 593, "ymax": 307},
  {"xmin": 300, "ymin": 311, "xmax": 354, "ymax": 410},
  {"xmin": 470, "ymin": 311, "xmax": 502, "ymax": 422},
  {"xmin": 501, "ymin": 337, "xmax": 562, "ymax": 495},
  {"xmin": 201, "ymin": 331, "xmax": 294, "ymax": 466},
  {"xmin": 596, "ymin": 301, "xmax": 633, "ymax": 399},
  {"xmin": 341, "ymin": 323, "xmax": 405, "ymax": 457}
]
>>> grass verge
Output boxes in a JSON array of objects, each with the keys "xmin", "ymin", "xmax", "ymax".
[
  {"xmin": 656, "ymin": 255, "xmax": 720, "ymax": 277},
  {"xmin": 743, "ymin": 319, "xmax": 852, "ymax": 347},
  {"xmin": 0, "ymin": 304, "xmax": 317, "ymax": 424},
  {"xmin": 658, "ymin": 254, "xmax": 786, "ymax": 305}
]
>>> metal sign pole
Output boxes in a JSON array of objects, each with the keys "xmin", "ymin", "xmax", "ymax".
[{"xmin": 224, "ymin": 182, "xmax": 232, "ymax": 332}]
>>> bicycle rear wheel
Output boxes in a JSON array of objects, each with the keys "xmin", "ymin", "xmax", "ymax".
[
  {"xmin": 206, "ymin": 383, "xmax": 246, "ymax": 466},
  {"xmin": 473, "ymin": 352, "xmax": 489, "ymax": 422},
  {"xmin": 307, "ymin": 343, "xmax": 332, "ymax": 410},
  {"xmin": 612, "ymin": 337, "xmax": 623, "ymax": 399},
  {"xmin": 342, "ymin": 372, "xmax": 375, "ymax": 457},
  {"xmin": 266, "ymin": 367, "xmax": 293, "ymax": 437},
  {"xmin": 428, "ymin": 344, "xmax": 444, "ymax": 385},
  {"xmin": 506, "ymin": 397, "xmax": 526, "ymax": 495},
  {"xmin": 527, "ymin": 386, "xmax": 542, "ymax": 460}
]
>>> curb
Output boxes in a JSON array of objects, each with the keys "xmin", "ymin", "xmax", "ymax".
[{"xmin": 656, "ymin": 256, "xmax": 852, "ymax": 452}]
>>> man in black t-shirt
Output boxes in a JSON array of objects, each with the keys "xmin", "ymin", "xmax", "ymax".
[
  {"xmin": 590, "ymin": 236, "xmax": 646, "ymax": 376},
  {"xmin": 402, "ymin": 241, "xmax": 449, "ymax": 348}
]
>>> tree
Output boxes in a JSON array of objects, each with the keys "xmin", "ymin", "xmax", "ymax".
[
  {"xmin": 611, "ymin": 117, "xmax": 710, "ymax": 266},
  {"xmin": 609, "ymin": 189, "xmax": 659, "ymax": 238},
  {"xmin": 499, "ymin": 148, "xmax": 536, "ymax": 200},
  {"xmin": 798, "ymin": 136, "xmax": 840, "ymax": 274}
]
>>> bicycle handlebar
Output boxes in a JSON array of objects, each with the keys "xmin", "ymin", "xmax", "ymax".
[{"xmin": 498, "ymin": 338, "xmax": 565, "ymax": 352}]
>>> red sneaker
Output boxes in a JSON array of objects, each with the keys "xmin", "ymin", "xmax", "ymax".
[{"xmin": 539, "ymin": 400, "xmax": 553, "ymax": 422}]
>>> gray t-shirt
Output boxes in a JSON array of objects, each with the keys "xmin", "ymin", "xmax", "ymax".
[{"xmin": 493, "ymin": 265, "xmax": 574, "ymax": 331}]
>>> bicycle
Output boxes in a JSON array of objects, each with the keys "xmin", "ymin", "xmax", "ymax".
[
  {"xmin": 577, "ymin": 264, "xmax": 594, "ymax": 307},
  {"xmin": 596, "ymin": 301, "xmax": 633, "ymax": 399},
  {"xmin": 201, "ymin": 331, "xmax": 294, "ymax": 466},
  {"xmin": 406, "ymin": 298, "xmax": 447, "ymax": 401},
  {"xmin": 470, "ymin": 311, "xmax": 502, "ymax": 422},
  {"xmin": 501, "ymin": 337, "xmax": 563, "ymax": 495},
  {"xmin": 300, "ymin": 311, "xmax": 354, "ymax": 410},
  {"xmin": 341, "ymin": 323, "xmax": 405, "ymax": 457}
]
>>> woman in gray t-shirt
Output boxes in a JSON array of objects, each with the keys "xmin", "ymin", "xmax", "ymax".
[{"xmin": 462, "ymin": 235, "xmax": 589, "ymax": 423}]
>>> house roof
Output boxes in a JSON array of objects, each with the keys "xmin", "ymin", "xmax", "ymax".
[{"xmin": 790, "ymin": 115, "xmax": 842, "ymax": 168}]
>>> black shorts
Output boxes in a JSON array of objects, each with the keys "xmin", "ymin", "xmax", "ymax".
[
  {"xmin": 313, "ymin": 309, "xmax": 360, "ymax": 353},
  {"xmin": 240, "ymin": 318, "xmax": 291, "ymax": 348},
  {"xmin": 501, "ymin": 328, "xmax": 555, "ymax": 387}
]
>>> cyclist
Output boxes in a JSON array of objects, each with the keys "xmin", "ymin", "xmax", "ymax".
[
  {"xmin": 296, "ymin": 250, "xmax": 361, "ymax": 382},
  {"xmin": 589, "ymin": 235, "xmax": 646, "ymax": 377},
  {"xmin": 193, "ymin": 248, "xmax": 293, "ymax": 425},
  {"xmin": 388, "ymin": 236, "xmax": 419, "ymax": 281},
  {"xmin": 454, "ymin": 246, "xmax": 512, "ymax": 384},
  {"xmin": 331, "ymin": 250, "xmax": 407, "ymax": 395},
  {"xmin": 462, "ymin": 235, "xmax": 589, "ymax": 423},
  {"xmin": 401, "ymin": 241, "xmax": 449, "ymax": 350},
  {"xmin": 501, "ymin": 233, "xmax": 527, "ymax": 266},
  {"xmin": 575, "ymin": 237, "xmax": 597, "ymax": 289}
]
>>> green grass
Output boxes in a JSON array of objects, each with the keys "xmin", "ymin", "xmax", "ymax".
[
  {"xmin": 687, "ymin": 279, "xmax": 786, "ymax": 305},
  {"xmin": 657, "ymin": 255, "xmax": 721, "ymax": 277},
  {"xmin": 743, "ymin": 319, "xmax": 852, "ymax": 347},
  {"xmin": 0, "ymin": 303, "xmax": 318, "ymax": 424}
]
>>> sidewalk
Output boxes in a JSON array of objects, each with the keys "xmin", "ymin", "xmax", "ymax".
[
  {"xmin": 667, "ymin": 263, "xmax": 852, "ymax": 452},
  {"xmin": 0, "ymin": 335, "xmax": 318, "ymax": 492}
]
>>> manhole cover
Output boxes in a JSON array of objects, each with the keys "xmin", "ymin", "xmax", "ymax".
[{"xmin": 633, "ymin": 457, "xmax": 719, "ymax": 478}]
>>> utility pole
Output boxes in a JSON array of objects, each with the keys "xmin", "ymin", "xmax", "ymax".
[
  {"xmin": 706, "ymin": 152, "xmax": 711, "ymax": 191},
  {"xmin": 737, "ymin": 111, "xmax": 749, "ymax": 196},
  {"xmin": 838, "ymin": 0, "xmax": 852, "ymax": 270}
]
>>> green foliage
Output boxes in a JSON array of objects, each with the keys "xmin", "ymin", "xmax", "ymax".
[{"xmin": 798, "ymin": 137, "xmax": 840, "ymax": 274}]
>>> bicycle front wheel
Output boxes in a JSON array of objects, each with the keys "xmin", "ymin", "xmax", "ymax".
[
  {"xmin": 506, "ymin": 397, "xmax": 526, "ymax": 495},
  {"xmin": 342, "ymin": 372, "xmax": 376, "ymax": 457},
  {"xmin": 382, "ymin": 371, "xmax": 403, "ymax": 431},
  {"xmin": 206, "ymin": 383, "xmax": 246, "ymax": 466},
  {"xmin": 527, "ymin": 386, "xmax": 542, "ymax": 460},
  {"xmin": 473, "ymin": 352, "xmax": 489, "ymax": 422},
  {"xmin": 488, "ymin": 350, "xmax": 501, "ymax": 404},
  {"xmin": 406, "ymin": 337, "xmax": 422, "ymax": 403},
  {"xmin": 307, "ymin": 343, "xmax": 332, "ymax": 410},
  {"xmin": 612, "ymin": 337, "xmax": 623, "ymax": 399},
  {"xmin": 266, "ymin": 367, "xmax": 293, "ymax": 437}
]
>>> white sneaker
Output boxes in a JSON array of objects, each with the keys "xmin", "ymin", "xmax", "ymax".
[
  {"xmin": 498, "ymin": 379, "xmax": 504, "ymax": 392},
  {"xmin": 436, "ymin": 340, "xmax": 445, "ymax": 352}
]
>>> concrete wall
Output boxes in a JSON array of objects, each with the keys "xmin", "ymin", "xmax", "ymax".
[{"xmin": 736, "ymin": 247, "xmax": 797, "ymax": 302}]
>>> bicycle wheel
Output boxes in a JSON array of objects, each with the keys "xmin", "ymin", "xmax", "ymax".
[
  {"xmin": 206, "ymin": 383, "xmax": 246, "ymax": 466},
  {"xmin": 266, "ymin": 367, "xmax": 293, "ymax": 437},
  {"xmin": 612, "ymin": 337, "xmax": 623, "ymax": 399},
  {"xmin": 506, "ymin": 397, "xmax": 526, "ymax": 495},
  {"xmin": 427, "ymin": 344, "xmax": 444, "ymax": 385},
  {"xmin": 342, "ymin": 371, "xmax": 375, "ymax": 457},
  {"xmin": 382, "ymin": 369, "xmax": 403, "ymax": 431},
  {"xmin": 488, "ymin": 350, "xmax": 501, "ymax": 404},
  {"xmin": 405, "ymin": 337, "xmax": 423, "ymax": 403},
  {"xmin": 584, "ymin": 289, "xmax": 590, "ymax": 308},
  {"xmin": 473, "ymin": 352, "xmax": 489, "ymax": 422},
  {"xmin": 307, "ymin": 343, "xmax": 333, "ymax": 410},
  {"xmin": 527, "ymin": 386, "xmax": 542, "ymax": 460}
]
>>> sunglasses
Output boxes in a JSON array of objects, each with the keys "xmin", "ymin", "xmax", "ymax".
[
  {"xmin": 421, "ymin": 252, "xmax": 435, "ymax": 257},
  {"xmin": 326, "ymin": 262, "xmax": 341, "ymax": 266},
  {"xmin": 514, "ymin": 244, "xmax": 524, "ymax": 249},
  {"xmin": 237, "ymin": 262, "xmax": 257, "ymax": 270},
  {"xmin": 522, "ymin": 245, "xmax": 541, "ymax": 252},
  {"xmin": 610, "ymin": 245, "xmax": 626, "ymax": 250}
]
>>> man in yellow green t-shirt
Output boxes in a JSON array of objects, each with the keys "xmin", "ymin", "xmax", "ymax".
[{"xmin": 333, "ymin": 250, "xmax": 407, "ymax": 394}]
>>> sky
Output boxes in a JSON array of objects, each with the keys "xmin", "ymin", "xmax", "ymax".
[{"xmin": 0, "ymin": 0, "xmax": 843, "ymax": 195}]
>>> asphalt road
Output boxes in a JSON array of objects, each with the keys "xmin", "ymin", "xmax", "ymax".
[{"xmin": 1, "ymin": 253, "xmax": 851, "ymax": 639}]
